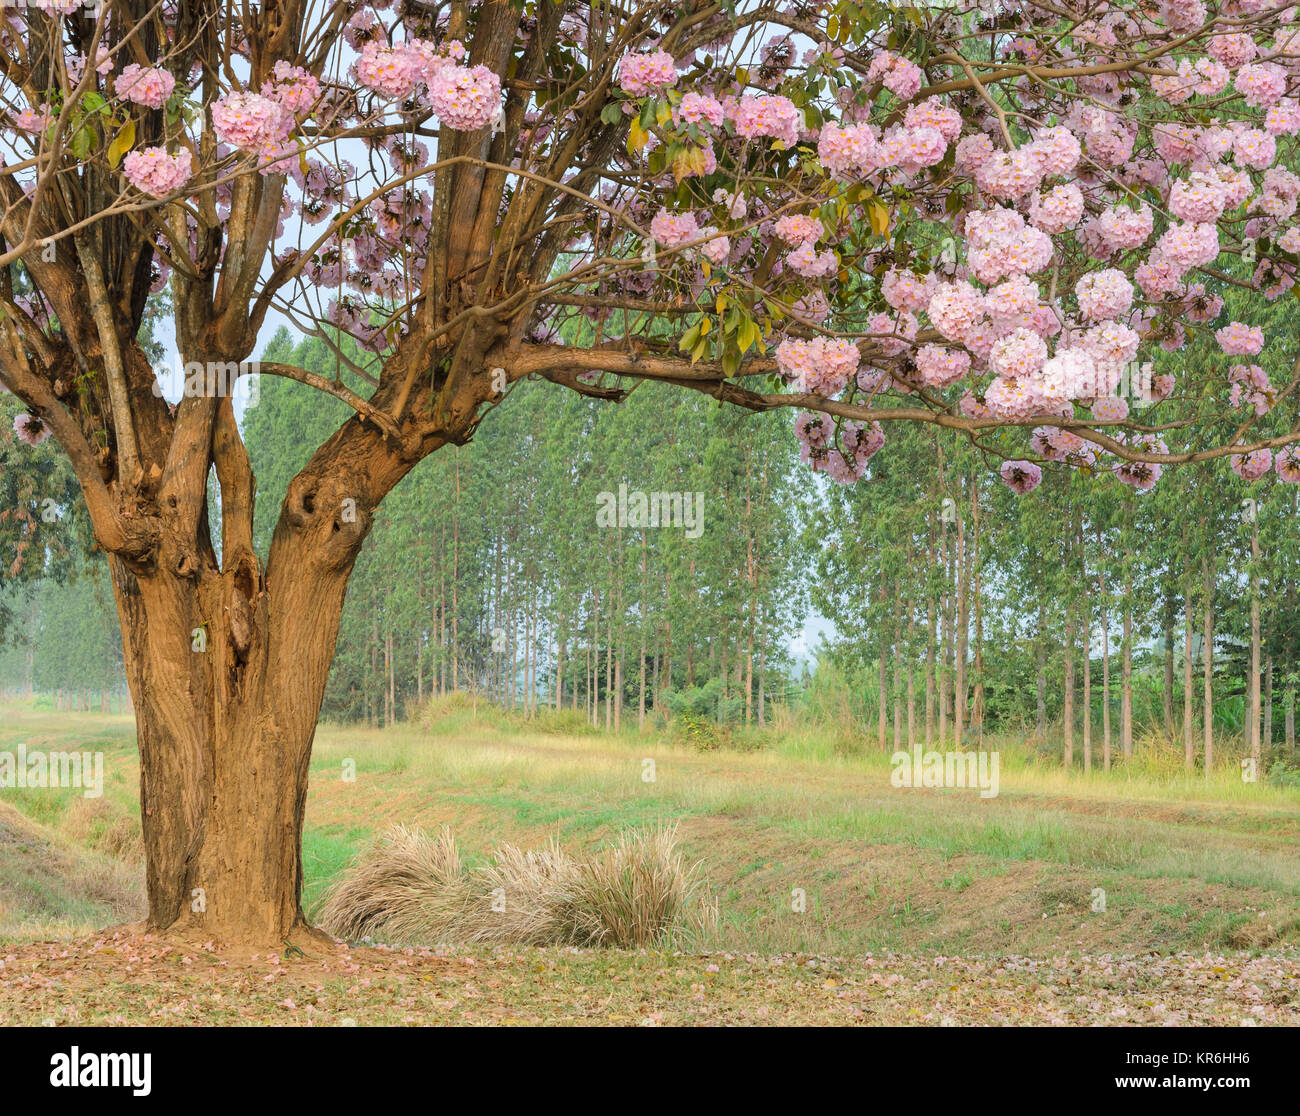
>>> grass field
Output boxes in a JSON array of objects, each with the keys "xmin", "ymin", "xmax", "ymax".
[{"xmin": 2, "ymin": 697, "xmax": 1299, "ymax": 1025}]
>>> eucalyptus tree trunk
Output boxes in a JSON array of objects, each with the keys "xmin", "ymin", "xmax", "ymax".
[
  {"xmin": 1203, "ymin": 558, "xmax": 1215, "ymax": 776},
  {"xmin": 1184, "ymin": 580, "xmax": 1195, "ymax": 771},
  {"xmin": 1250, "ymin": 518, "xmax": 1261, "ymax": 772}
]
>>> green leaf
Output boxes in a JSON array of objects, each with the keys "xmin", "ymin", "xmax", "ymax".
[{"xmin": 70, "ymin": 126, "xmax": 94, "ymax": 162}]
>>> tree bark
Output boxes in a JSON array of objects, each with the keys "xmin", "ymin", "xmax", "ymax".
[
  {"xmin": 1203, "ymin": 556, "xmax": 1214, "ymax": 776},
  {"xmin": 109, "ymin": 451, "xmax": 376, "ymax": 944},
  {"xmin": 1250, "ymin": 517, "xmax": 1261, "ymax": 773}
]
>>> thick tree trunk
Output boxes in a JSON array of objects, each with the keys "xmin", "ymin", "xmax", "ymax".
[{"xmin": 107, "ymin": 444, "xmax": 376, "ymax": 944}]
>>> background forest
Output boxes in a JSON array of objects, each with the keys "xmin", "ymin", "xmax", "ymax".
[{"xmin": 4, "ymin": 299, "xmax": 1300, "ymax": 778}]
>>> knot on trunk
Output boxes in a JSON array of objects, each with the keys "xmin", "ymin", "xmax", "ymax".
[{"xmin": 284, "ymin": 472, "xmax": 372, "ymax": 569}]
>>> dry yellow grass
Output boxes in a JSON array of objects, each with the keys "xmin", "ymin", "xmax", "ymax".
[{"xmin": 317, "ymin": 823, "xmax": 714, "ymax": 949}]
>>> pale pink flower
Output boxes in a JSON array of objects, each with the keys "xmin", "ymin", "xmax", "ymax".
[
  {"xmin": 123, "ymin": 147, "xmax": 193, "ymax": 198},
  {"xmin": 118, "ymin": 64, "xmax": 175, "ymax": 110}
]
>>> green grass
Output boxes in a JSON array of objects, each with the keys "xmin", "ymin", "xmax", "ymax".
[{"xmin": 2, "ymin": 698, "xmax": 1299, "ymax": 959}]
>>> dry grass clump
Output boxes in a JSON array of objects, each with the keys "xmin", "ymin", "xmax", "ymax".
[
  {"xmin": 316, "ymin": 823, "xmax": 714, "ymax": 949},
  {"xmin": 315, "ymin": 824, "xmax": 465, "ymax": 943}
]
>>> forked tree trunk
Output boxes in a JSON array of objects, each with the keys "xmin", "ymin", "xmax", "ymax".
[{"xmin": 107, "ymin": 459, "xmax": 376, "ymax": 945}]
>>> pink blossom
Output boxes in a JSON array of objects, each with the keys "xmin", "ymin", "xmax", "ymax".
[
  {"xmin": 1075, "ymin": 270, "xmax": 1134, "ymax": 321},
  {"xmin": 1000, "ymin": 460, "xmax": 1042, "ymax": 494},
  {"xmin": 1233, "ymin": 128, "xmax": 1276, "ymax": 170},
  {"xmin": 262, "ymin": 62, "xmax": 321, "ymax": 119},
  {"xmin": 1235, "ymin": 63, "xmax": 1287, "ymax": 108},
  {"xmin": 14, "ymin": 106, "xmax": 51, "ymax": 133},
  {"xmin": 916, "ymin": 345, "xmax": 970, "ymax": 387},
  {"xmin": 355, "ymin": 42, "xmax": 424, "ymax": 98},
  {"xmin": 732, "ymin": 94, "xmax": 801, "ymax": 147},
  {"xmin": 1275, "ymin": 446, "xmax": 1300, "ymax": 483},
  {"xmin": 1230, "ymin": 448, "xmax": 1273, "ymax": 481},
  {"xmin": 428, "ymin": 64, "xmax": 501, "ymax": 130},
  {"xmin": 927, "ymin": 280, "xmax": 984, "ymax": 341},
  {"xmin": 1091, "ymin": 395, "xmax": 1129, "ymax": 422},
  {"xmin": 650, "ymin": 209, "xmax": 699, "ymax": 249},
  {"xmin": 678, "ymin": 93, "xmax": 724, "ymax": 128},
  {"xmin": 787, "ymin": 243, "xmax": 838, "ymax": 278},
  {"xmin": 1208, "ymin": 33, "xmax": 1258, "ymax": 68},
  {"xmin": 618, "ymin": 51, "xmax": 677, "ymax": 95},
  {"xmin": 1030, "ymin": 184, "xmax": 1084, "ymax": 234},
  {"xmin": 1155, "ymin": 222, "xmax": 1220, "ymax": 273},
  {"xmin": 700, "ymin": 228, "xmax": 730, "ymax": 265},
  {"xmin": 882, "ymin": 268, "xmax": 937, "ymax": 314},
  {"xmin": 123, "ymin": 147, "xmax": 193, "ymax": 198},
  {"xmin": 13, "ymin": 413, "xmax": 50, "ymax": 446},
  {"xmin": 1094, "ymin": 203, "xmax": 1154, "ymax": 253},
  {"xmin": 118, "ymin": 65, "xmax": 175, "ymax": 110},
  {"xmin": 955, "ymin": 134, "xmax": 995, "ymax": 174},
  {"xmin": 1030, "ymin": 126, "xmax": 1082, "ymax": 176},
  {"xmin": 869, "ymin": 52, "xmax": 923, "ymax": 101},
  {"xmin": 772, "ymin": 215, "xmax": 822, "ymax": 246},
  {"xmin": 975, "ymin": 148, "xmax": 1043, "ymax": 201},
  {"xmin": 211, "ymin": 92, "xmax": 292, "ymax": 151},
  {"xmin": 904, "ymin": 98, "xmax": 961, "ymax": 142},
  {"xmin": 1216, "ymin": 322, "xmax": 1264, "ymax": 355},
  {"xmin": 1169, "ymin": 173, "xmax": 1226, "ymax": 223},
  {"xmin": 776, "ymin": 337, "xmax": 860, "ymax": 396},
  {"xmin": 817, "ymin": 122, "xmax": 878, "ymax": 176},
  {"xmin": 989, "ymin": 328, "xmax": 1048, "ymax": 379}
]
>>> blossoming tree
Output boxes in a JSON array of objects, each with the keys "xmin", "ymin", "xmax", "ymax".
[{"xmin": 3, "ymin": 0, "xmax": 1300, "ymax": 942}]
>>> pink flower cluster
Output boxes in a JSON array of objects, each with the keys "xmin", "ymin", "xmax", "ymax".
[
  {"xmin": 731, "ymin": 94, "xmax": 801, "ymax": 147},
  {"xmin": 776, "ymin": 337, "xmax": 860, "ymax": 396},
  {"xmin": 817, "ymin": 123, "xmax": 878, "ymax": 177},
  {"xmin": 916, "ymin": 345, "xmax": 970, "ymax": 387},
  {"xmin": 1231, "ymin": 448, "xmax": 1273, "ymax": 481},
  {"xmin": 123, "ymin": 147, "xmax": 193, "ymax": 198},
  {"xmin": 211, "ymin": 92, "xmax": 292, "ymax": 151},
  {"xmin": 1000, "ymin": 460, "xmax": 1042, "ymax": 495},
  {"xmin": 12, "ymin": 413, "xmax": 50, "ymax": 446},
  {"xmin": 1276, "ymin": 446, "xmax": 1300, "ymax": 483},
  {"xmin": 1029, "ymin": 184, "xmax": 1084, "ymax": 234},
  {"xmin": 262, "ymin": 62, "xmax": 321, "ymax": 119},
  {"xmin": 882, "ymin": 268, "xmax": 938, "ymax": 314},
  {"xmin": 787, "ymin": 243, "xmax": 837, "ymax": 278},
  {"xmin": 355, "ymin": 42, "xmax": 427, "ymax": 98},
  {"xmin": 773, "ymin": 215, "xmax": 822, "ymax": 246},
  {"xmin": 618, "ymin": 51, "xmax": 677, "ymax": 95},
  {"xmin": 794, "ymin": 412, "xmax": 884, "ymax": 484},
  {"xmin": 649, "ymin": 209, "xmax": 699, "ymax": 249},
  {"xmin": 118, "ymin": 65, "xmax": 175, "ymax": 110},
  {"xmin": 867, "ymin": 51, "xmax": 923, "ymax": 102},
  {"xmin": 428, "ymin": 64, "xmax": 501, "ymax": 130},
  {"xmin": 1228, "ymin": 364, "xmax": 1274, "ymax": 414},
  {"xmin": 1112, "ymin": 434, "xmax": 1167, "ymax": 491},
  {"xmin": 1093, "ymin": 203, "xmax": 1154, "ymax": 254},
  {"xmin": 1169, "ymin": 173, "xmax": 1227, "ymax": 223},
  {"xmin": 1216, "ymin": 321, "xmax": 1265, "ymax": 355},
  {"xmin": 1075, "ymin": 269, "xmax": 1134, "ymax": 321},
  {"xmin": 678, "ymin": 93, "xmax": 724, "ymax": 128},
  {"xmin": 964, "ymin": 207, "xmax": 1054, "ymax": 285},
  {"xmin": 1032, "ymin": 426, "xmax": 1095, "ymax": 466}
]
